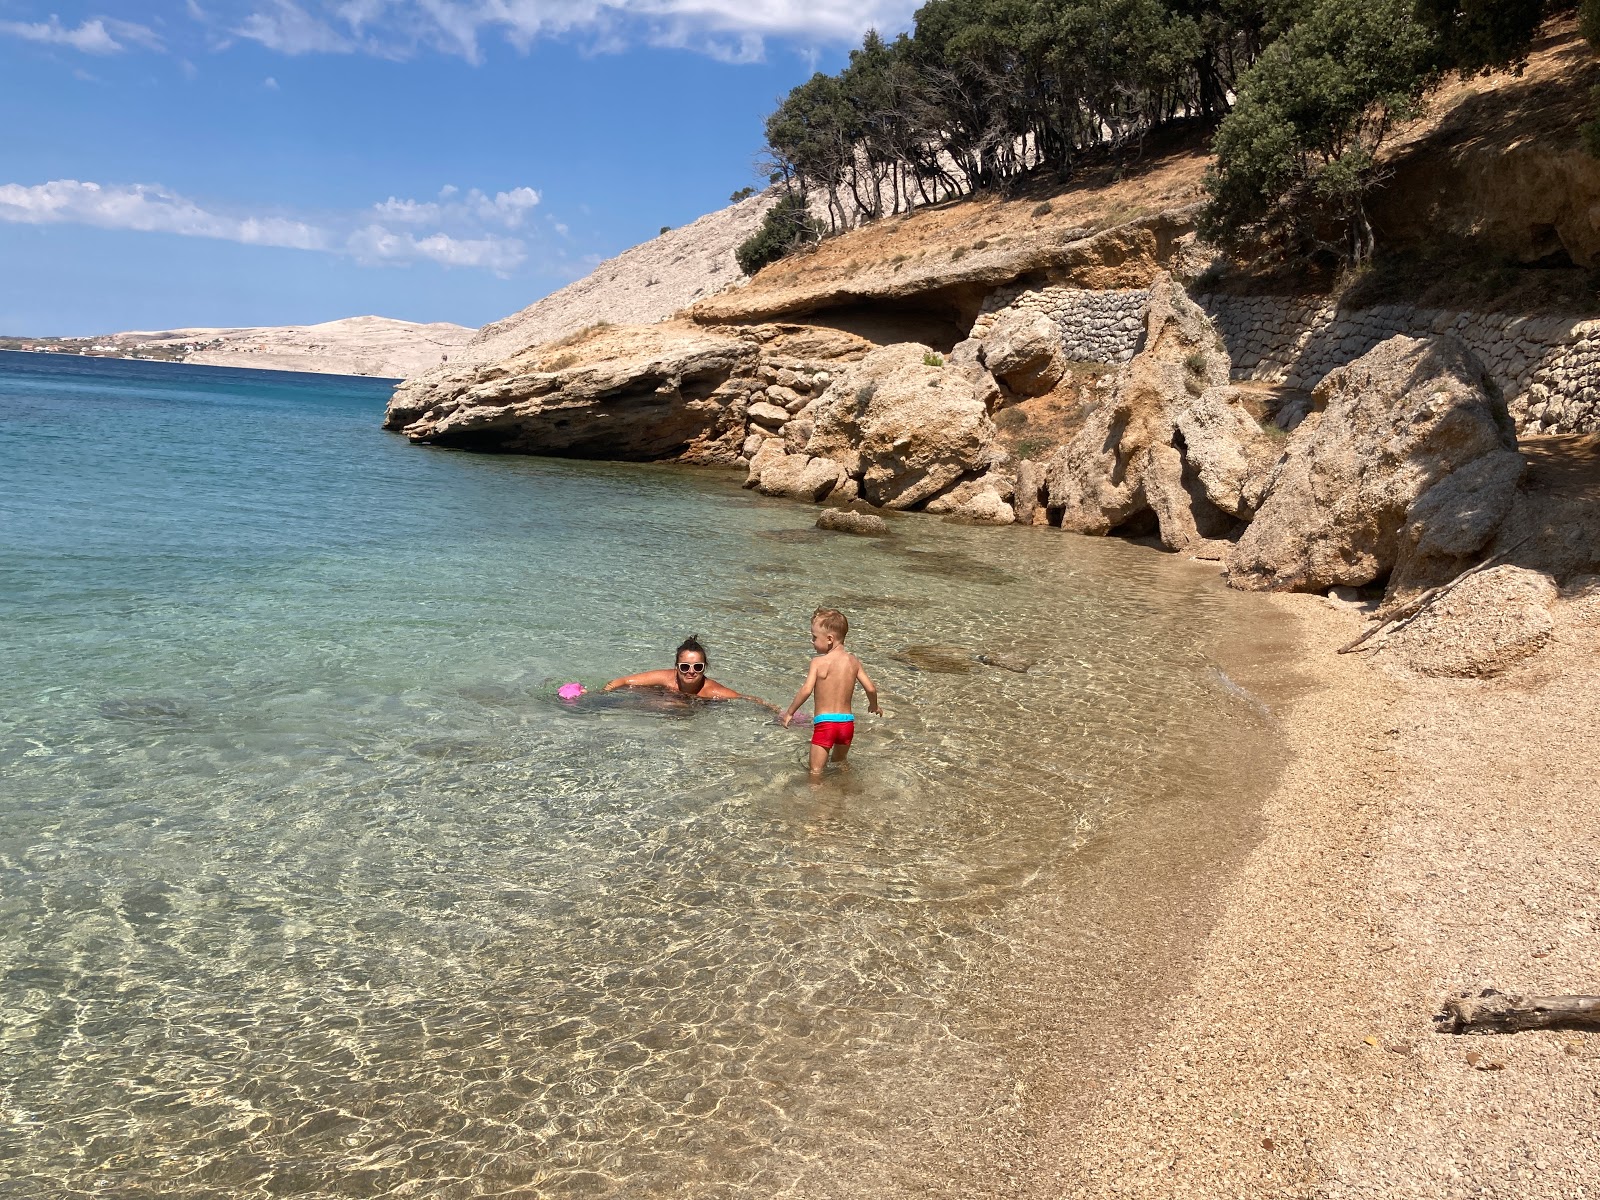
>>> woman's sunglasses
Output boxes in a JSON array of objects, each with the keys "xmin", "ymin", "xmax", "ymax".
[{"xmin": 676, "ymin": 662, "xmax": 705, "ymax": 674}]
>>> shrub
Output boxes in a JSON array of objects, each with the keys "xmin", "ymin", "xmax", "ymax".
[
  {"xmin": 923, "ymin": 352, "xmax": 944, "ymax": 367},
  {"xmin": 1031, "ymin": 202, "xmax": 1053, "ymax": 218},
  {"xmin": 972, "ymin": 239, "xmax": 989, "ymax": 250},
  {"xmin": 735, "ymin": 193, "xmax": 825, "ymax": 276},
  {"xmin": 951, "ymin": 246, "xmax": 968, "ymax": 261},
  {"xmin": 1584, "ymin": 86, "xmax": 1600, "ymax": 160},
  {"xmin": 1014, "ymin": 437, "xmax": 1052, "ymax": 460},
  {"xmin": 1184, "ymin": 351, "xmax": 1209, "ymax": 375},
  {"xmin": 729, "ymin": 186, "xmax": 758, "ymax": 202},
  {"xmin": 659, "ymin": 226, "xmax": 672, "ymax": 235}
]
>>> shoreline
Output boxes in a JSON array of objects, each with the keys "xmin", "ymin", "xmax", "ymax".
[{"xmin": 1004, "ymin": 589, "xmax": 1600, "ymax": 1197}]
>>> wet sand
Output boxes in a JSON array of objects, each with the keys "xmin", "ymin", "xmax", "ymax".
[{"xmin": 1002, "ymin": 591, "xmax": 1600, "ymax": 1198}]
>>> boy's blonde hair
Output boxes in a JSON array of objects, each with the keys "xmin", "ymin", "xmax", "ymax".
[{"xmin": 812, "ymin": 608, "xmax": 849, "ymax": 639}]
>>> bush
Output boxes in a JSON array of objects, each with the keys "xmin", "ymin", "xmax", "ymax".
[
  {"xmin": 1031, "ymin": 202, "xmax": 1053, "ymax": 218},
  {"xmin": 1584, "ymin": 86, "xmax": 1600, "ymax": 160},
  {"xmin": 923, "ymin": 352, "xmax": 944, "ymax": 367},
  {"xmin": 659, "ymin": 226, "xmax": 672, "ymax": 235},
  {"xmin": 735, "ymin": 193, "xmax": 824, "ymax": 276},
  {"xmin": 729, "ymin": 186, "xmax": 758, "ymax": 202}
]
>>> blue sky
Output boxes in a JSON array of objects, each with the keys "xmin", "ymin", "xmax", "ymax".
[{"xmin": 0, "ymin": 1, "xmax": 915, "ymax": 335}]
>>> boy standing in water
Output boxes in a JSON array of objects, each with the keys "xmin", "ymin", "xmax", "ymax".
[{"xmin": 782, "ymin": 608, "xmax": 881, "ymax": 777}]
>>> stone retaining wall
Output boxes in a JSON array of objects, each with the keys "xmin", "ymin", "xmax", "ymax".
[
  {"xmin": 971, "ymin": 282, "xmax": 1600, "ymax": 435},
  {"xmin": 971, "ymin": 284, "xmax": 1149, "ymax": 364}
]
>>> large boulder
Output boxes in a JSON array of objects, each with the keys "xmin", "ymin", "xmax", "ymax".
[
  {"xmin": 1043, "ymin": 275, "xmax": 1270, "ymax": 553},
  {"xmin": 752, "ymin": 453, "xmax": 846, "ymax": 502},
  {"xmin": 805, "ymin": 343, "xmax": 1003, "ymax": 510},
  {"xmin": 1226, "ymin": 335, "xmax": 1522, "ymax": 601},
  {"xmin": 981, "ymin": 310, "xmax": 1066, "ymax": 396},
  {"xmin": 1371, "ymin": 565, "xmax": 1556, "ymax": 677},
  {"xmin": 383, "ymin": 322, "xmax": 758, "ymax": 465}
]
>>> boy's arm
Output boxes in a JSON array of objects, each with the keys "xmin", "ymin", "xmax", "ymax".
[
  {"xmin": 856, "ymin": 661, "xmax": 882, "ymax": 715},
  {"xmin": 782, "ymin": 661, "xmax": 818, "ymax": 727}
]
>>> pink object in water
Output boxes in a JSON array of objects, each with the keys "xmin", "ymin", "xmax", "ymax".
[{"xmin": 557, "ymin": 682, "xmax": 586, "ymax": 701}]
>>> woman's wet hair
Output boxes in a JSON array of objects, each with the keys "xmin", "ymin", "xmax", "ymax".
[{"xmin": 675, "ymin": 635, "xmax": 707, "ymax": 664}]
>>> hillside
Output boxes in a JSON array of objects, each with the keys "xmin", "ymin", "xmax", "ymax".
[{"xmin": 7, "ymin": 315, "xmax": 476, "ymax": 379}]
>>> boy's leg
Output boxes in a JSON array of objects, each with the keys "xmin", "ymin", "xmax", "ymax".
[
  {"xmin": 808, "ymin": 744, "xmax": 830, "ymax": 776},
  {"xmin": 830, "ymin": 744, "xmax": 850, "ymax": 766}
]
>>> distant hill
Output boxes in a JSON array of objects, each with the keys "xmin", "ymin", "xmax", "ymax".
[{"xmin": 4, "ymin": 315, "xmax": 476, "ymax": 379}]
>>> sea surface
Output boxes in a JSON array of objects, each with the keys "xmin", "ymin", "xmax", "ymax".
[{"xmin": 1, "ymin": 351, "xmax": 1285, "ymax": 1197}]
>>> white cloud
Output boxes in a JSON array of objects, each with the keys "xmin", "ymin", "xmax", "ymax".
[
  {"xmin": 0, "ymin": 177, "xmax": 541, "ymax": 277},
  {"xmin": 215, "ymin": 0, "xmax": 913, "ymax": 62},
  {"xmin": 0, "ymin": 15, "xmax": 160, "ymax": 54},
  {"xmin": 263, "ymin": 74, "xmax": 280, "ymax": 87},
  {"xmin": 370, "ymin": 185, "xmax": 540, "ymax": 229},
  {"xmin": 236, "ymin": 0, "xmax": 353, "ymax": 52},
  {"xmin": 0, "ymin": 180, "xmax": 329, "ymax": 250},
  {"xmin": 348, "ymin": 224, "xmax": 526, "ymax": 272}
]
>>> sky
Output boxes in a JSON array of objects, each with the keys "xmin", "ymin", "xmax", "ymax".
[{"xmin": 0, "ymin": 1, "xmax": 918, "ymax": 335}]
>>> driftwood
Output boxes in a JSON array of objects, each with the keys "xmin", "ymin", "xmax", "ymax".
[
  {"xmin": 1338, "ymin": 538, "xmax": 1532, "ymax": 655},
  {"xmin": 1439, "ymin": 988, "xmax": 1600, "ymax": 1034}
]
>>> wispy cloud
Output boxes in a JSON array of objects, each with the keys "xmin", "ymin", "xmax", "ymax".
[
  {"xmin": 0, "ymin": 178, "xmax": 542, "ymax": 276},
  {"xmin": 207, "ymin": 0, "xmax": 912, "ymax": 63},
  {"xmin": 0, "ymin": 15, "xmax": 164, "ymax": 54}
]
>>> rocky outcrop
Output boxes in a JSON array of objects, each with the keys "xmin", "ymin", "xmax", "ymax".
[
  {"xmin": 1226, "ymin": 335, "xmax": 1522, "ymax": 602},
  {"xmin": 981, "ymin": 310, "xmax": 1066, "ymax": 396},
  {"xmin": 817, "ymin": 508, "xmax": 890, "ymax": 536},
  {"xmin": 801, "ymin": 342, "xmax": 1005, "ymax": 510},
  {"xmin": 690, "ymin": 211, "xmax": 1195, "ymax": 327},
  {"xmin": 383, "ymin": 322, "xmax": 759, "ymax": 463},
  {"xmin": 1042, "ymin": 275, "xmax": 1272, "ymax": 554},
  {"xmin": 1371, "ymin": 566, "xmax": 1558, "ymax": 677}
]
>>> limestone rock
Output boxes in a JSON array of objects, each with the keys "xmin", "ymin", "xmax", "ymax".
[
  {"xmin": 982, "ymin": 309, "xmax": 1066, "ymax": 396},
  {"xmin": 782, "ymin": 418, "xmax": 814, "ymax": 455},
  {"xmin": 747, "ymin": 401, "xmax": 790, "ymax": 428},
  {"xmin": 924, "ymin": 473, "xmax": 1016, "ymax": 524},
  {"xmin": 1013, "ymin": 458, "xmax": 1050, "ymax": 526},
  {"xmin": 1043, "ymin": 275, "xmax": 1262, "ymax": 553},
  {"xmin": 1227, "ymin": 335, "xmax": 1520, "ymax": 598},
  {"xmin": 744, "ymin": 437, "xmax": 788, "ymax": 486},
  {"xmin": 1372, "ymin": 565, "xmax": 1557, "ymax": 677},
  {"xmin": 816, "ymin": 508, "xmax": 890, "ymax": 536},
  {"xmin": 385, "ymin": 322, "xmax": 758, "ymax": 465},
  {"xmin": 805, "ymin": 342, "xmax": 1002, "ymax": 510},
  {"xmin": 754, "ymin": 453, "xmax": 845, "ymax": 502}
]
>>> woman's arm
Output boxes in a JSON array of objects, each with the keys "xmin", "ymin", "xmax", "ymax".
[{"xmin": 603, "ymin": 669, "xmax": 674, "ymax": 692}]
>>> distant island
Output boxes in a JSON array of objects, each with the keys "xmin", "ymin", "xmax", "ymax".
[{"xmin": 1, "ymin": 314, "xmax": 475, "ymax": 379}]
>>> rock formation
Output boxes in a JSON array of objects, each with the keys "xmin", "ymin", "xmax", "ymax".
[
  {"xmin": 799, "ymin": 342, "xmax": 1007, "ymax": 513},
  {"xmin": 384, "ymin": 322, "xmax": 759, "ymax": 463},
  {"xmin": 1042, "ymin": 275, "xmax": 1273, "ymax": 554},
  {"xmin": 1226, "ymin": 335, "xmax": 1522, "ymax": 603},
  {"xmin": 980, "ymin": 310, "xmax": 1066, "ymax": 396},
  {"xmin": 1370, "ymin": 565, "xmax": 1557, "ymax": 677}
]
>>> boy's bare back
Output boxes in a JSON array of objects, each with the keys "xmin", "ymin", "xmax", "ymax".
[
  {"xmin": 810, "ymin": 647, "xmax": 868, "ymax": 715},
  {"xmin": 782, "ymin": 608, "xmax": 880, "ymax": 778}
]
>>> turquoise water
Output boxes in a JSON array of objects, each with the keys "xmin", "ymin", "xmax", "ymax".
[{"xmin": 1, "ymin": 351, "xmax": 1277, "ymax": 1197}]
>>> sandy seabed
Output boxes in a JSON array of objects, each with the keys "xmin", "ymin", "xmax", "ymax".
[{"xmin": 993, "ymin": 593, "xmax": 1600, "ymax": 1200}]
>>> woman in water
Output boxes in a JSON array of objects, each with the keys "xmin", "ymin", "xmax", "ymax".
[{"xmin": 603, "ymin": 635, "xmax": 756, "ymax": 703}]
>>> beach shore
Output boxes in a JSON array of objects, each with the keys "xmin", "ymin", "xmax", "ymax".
[{"xmin": 1005, "ymin": 590, "xmax": 1600, "ymax": 1198}]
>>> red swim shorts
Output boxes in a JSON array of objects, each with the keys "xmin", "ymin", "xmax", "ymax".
[{"xmin": 811, "ymin": 719, "xmax": 855, "ymax": 749}]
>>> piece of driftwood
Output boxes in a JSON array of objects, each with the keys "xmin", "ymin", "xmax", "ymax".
[
  {"xmin": 1338, "ymin": 538, "xmax": 1532, "ymax": 656},
  {"xmin": 1438, "ymin": 988, "xmax": 1600, "ymax": 1034}
]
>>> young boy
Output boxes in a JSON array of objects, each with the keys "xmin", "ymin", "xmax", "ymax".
[{"xmin": 782, "ymin": 608, "xmax": 881, "ymax": 777}]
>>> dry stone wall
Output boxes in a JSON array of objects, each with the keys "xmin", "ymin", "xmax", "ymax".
[
  {"xmin": 971, "ymin": 285, "xmax": 1149, "ymax": 364},
  {"xmin": 972, "ymin": 283, "xmax": 1600, "ymax": 435}
]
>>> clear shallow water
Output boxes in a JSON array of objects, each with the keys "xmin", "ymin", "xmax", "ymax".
[{"xmin": 1, "ymin": 351, "xmax": 1279, "ymax": 1197}]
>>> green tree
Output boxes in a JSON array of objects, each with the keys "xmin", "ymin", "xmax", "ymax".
[
  {"xmin": 735, "ymin": 193, "xmax": 825, "ymax": 275},
  {"xmin": 1201, "ymin": 0, "xmax": 1437, "ymax": 263}
]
